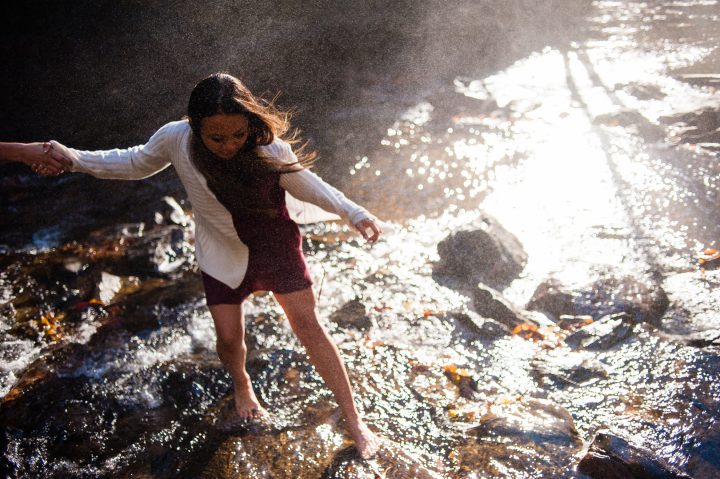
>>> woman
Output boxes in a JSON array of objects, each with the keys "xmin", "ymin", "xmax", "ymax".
[{"xmin": 0, "ymin": 73, "xmax": 382, "ymax": 458}]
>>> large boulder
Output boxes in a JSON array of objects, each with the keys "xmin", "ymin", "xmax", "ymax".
[
  {"xmin": 434, "ymin": 214, "xmax": 527, "ymax": 290},
  {"xmin": 527, "ymin": 273, "xmax": 669, "ymax": 325}
]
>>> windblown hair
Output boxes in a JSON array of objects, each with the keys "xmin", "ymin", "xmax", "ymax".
[{"xmin": 187, "ymin": 72, "xmax": 317, "ymax": 210}]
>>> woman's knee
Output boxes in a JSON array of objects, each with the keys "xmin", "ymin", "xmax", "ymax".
[
  {"xmin": 287, "ymin": 312, "xmax": 326, "ymax": 342},
  {"xmin": 215, "ymin": 331, "xmax": 245, "ymax": 351},
  {"xmin": 208, "ymin": 303, "xmax": 245, "ymax": 352}
]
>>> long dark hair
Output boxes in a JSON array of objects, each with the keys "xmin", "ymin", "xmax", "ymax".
[{"xmin": 187, "ymin": 73, "xmax": 316, "ymax": 209}]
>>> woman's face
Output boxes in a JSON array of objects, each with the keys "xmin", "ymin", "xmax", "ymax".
[{"xmin": 199, "ymin": 113, "xmax": 250, "ymax": 160}]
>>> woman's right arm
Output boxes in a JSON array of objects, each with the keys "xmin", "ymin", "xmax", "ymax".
[
  {"xmin": 0, "ymin": 142, "xmax": 73, "ymax": 175},
  {"xmin": 1, "ymin": 122, "xmax": 180, "ymax": 179},
  {"xmin": 58, "ymin": 122, "xmax": 178, "ymax": 180}
]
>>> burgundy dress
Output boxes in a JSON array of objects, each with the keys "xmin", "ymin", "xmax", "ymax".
[{"xmin": 201, "ymin": 171, "xmax": 313, "ymax": 305}]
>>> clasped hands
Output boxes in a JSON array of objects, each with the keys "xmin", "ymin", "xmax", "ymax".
[{"xmin": 28, "ymin": 141, "xmax": 73, "ymax": 176}]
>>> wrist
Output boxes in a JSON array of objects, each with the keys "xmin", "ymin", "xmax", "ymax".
[{"xmin": 1, "ymin": 143, "xmax": 32, "ymax": 165}]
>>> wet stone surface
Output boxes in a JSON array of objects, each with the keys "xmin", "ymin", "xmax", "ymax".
[
  {"xmin": 3, "ymin": 1, "xmax": 720, "ymax": 477},
  {"xmin": 527, "ymin": 272, "xmax": 670, "ymax": 325}
]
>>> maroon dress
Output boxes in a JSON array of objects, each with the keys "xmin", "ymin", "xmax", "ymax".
[{"xmin": 201, "ymin": 171, "xmax": 313, "ymax": 305}]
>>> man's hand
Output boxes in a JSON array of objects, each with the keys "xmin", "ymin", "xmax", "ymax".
[{"xmin": 27, "ymin": 142, "xmax": 73, "ymax": 176}]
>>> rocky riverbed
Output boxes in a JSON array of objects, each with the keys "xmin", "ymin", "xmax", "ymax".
[{"xmin": 2, "ymin": 1, "xmax": 720, "ymax": 478}]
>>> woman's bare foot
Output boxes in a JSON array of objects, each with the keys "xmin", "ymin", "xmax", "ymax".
[
  {"xmin": 348, "ymin": 420, "xmax": 382, "ymax": 459},
  {"xmin": 234, "ymin": 384, "xmax": 267, "ymax": 421}
]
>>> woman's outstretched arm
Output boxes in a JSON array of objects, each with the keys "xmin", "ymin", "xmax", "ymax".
[
  {"xmin": 0, "ymin": 141, "xmax": 73, "ymax": 175},
  {"xmin": 53, "ymin": 122, "xmax": 180, "ymax": 180}
]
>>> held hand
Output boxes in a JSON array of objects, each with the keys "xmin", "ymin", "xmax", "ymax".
[
  {"xmin": 354, "ymin": 218, "xmax": 382, "ymax": 243},
  {"xmin": 26, "ymin": 142, "xmax": 73, "ymax": 176}
]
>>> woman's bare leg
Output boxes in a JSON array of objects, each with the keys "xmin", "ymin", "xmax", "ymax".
[
  {"xmin": 274, "ymin": 288, "xmax": 381, "ymax": 459},
  {"xmin": 208, "ymin": 303, "xmax": 267, "ymax": 420}
]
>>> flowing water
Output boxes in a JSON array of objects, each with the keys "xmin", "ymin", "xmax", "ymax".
[{"xmin": 1, "ymin": 1, "xmax": 720, "ymax": 478}]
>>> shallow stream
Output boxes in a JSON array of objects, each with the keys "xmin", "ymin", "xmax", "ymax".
[{"xmin": 2, "ymin": 1, "xmax": 719, "ymax": 477}]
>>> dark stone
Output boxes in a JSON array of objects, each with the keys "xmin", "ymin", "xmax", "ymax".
[
  {"xmin": 457, "ymin": 399, "xmax": 583, "ymax": 474},
  {"xmin": 448, "ymin": 310, "xmax": 510, "ymax": 342},
  {"xmin": 527, "ymin": 278, "xmax": 575, "ymax": 321},
  {"xmin": 660, "ymin": 329, "xmax": 720, "ymax": 348},
  {"xmin": 95, "ymin": 271, "xmax": 123, "ymax": 305},
  {"xmin": 144, "ymin": 195, "xmax": 194, "ymax": 228},
  {"xmin": 557, "ymin": 314, "xmax": 594, "ymax": 330},
  {"xmin": 471, "ymin": 399, "xmax": 581, "ymax": 447},
  {"xmin": 564, "ymin": 312, "xmax": 636, "ymax": 351},
  {"xmin": 473, "ymin": 284, "xmax": 527, "ymax": 329},
  {"xmin": 660, "ymin": 107, "xmax": 720, "ymax": 131},
  {"xmin": 434, "ymin": 214, "xmax": 527, "ymax": 290},
  {"xmin": 593, "ymin": 109, "xmax": 666, "ymax": 142},
  {"xmin": 616, "ymin": 82, "xmax": 666, "ymax": 101},
  {"xmin": 124, "ymin": 224, "xmax": 195, "ymax": 276},
  {"xmin": 527, "ymin": 274, "xmax": 669, "ymax": 325},
  {"xmin": 532, "ymin": 352, "xmax": 608, "ymax": 389},
  {"xmin": 329, "ymin": 298, "xmax": 372, "ymax": 330},
  {"xmin": 578, "ymin": 432, "xmax": 692, "ymax": 479}
]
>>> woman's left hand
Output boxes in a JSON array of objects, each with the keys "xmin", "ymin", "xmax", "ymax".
[{"xmin": 354, "ymin": 218, "xmax": 382, "ymax": 243}]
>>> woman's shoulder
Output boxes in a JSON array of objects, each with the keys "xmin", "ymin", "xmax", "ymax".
[
  {"xmin": 156, "ymin": 119, "xmax": 191, "ymax": 137},
  {"xmin": 257, "ymin": 137, "xmax": 295, "ymax": 165}
]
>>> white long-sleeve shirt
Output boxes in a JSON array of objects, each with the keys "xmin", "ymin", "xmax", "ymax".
[{"xmin": 55, "ymin": 120, "xmax": 372, "ymax": 288}]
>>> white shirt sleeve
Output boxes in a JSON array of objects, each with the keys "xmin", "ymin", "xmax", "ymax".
[
  {"xmin": 53, "ymin": 122, "xmax": 175, "ymax": 180},
  {"xmin": 268, "ymin": 141, "xmax": 373, "ymax": 225}
]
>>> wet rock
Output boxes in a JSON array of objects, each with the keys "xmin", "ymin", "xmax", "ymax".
[
  {"xmin": 578, "ymin": 431, "xmax": 692, "ymax": 479},
  {"xmin": 84, "ymin": 222, "xmax": 191, "ymax": 281},
  {"xmin": 202, "ymin": 398, "xmax": 348, "ymax": 479},
  {"xmin": 532, "ymin": 350, "xmax": 608, "ymax": 389},
  {"xmin": 323, "ymin": 441, "xmax": 446, "ymax": 479},
  {"xmin": 472, "ymin": 284, "xmax": 528, "ymax": 329},
  {"xmin": 105, "ymin": 276, "xmax": 204, "ymax": 333},
  {"xmin": 0, "ymin": 302, "xmax": 15, "ymax": 322},
  {"xmin": 95, "ymin": 271, "xmax": 123, "ymax": 304},
  {"xmin": 558, "ymin": 314, "xmax": 594, "ymax": 330},
  {"xmin": 158, "ymin": 360, "xmax": 230, "ymax": 411},
  {"xmin": 448, "ymin": 310, "xmax": 510, "ymax": 342},
  {"xmin": 329, "ymin": 298, "xmax": 372, "ymax": 331},
  {"xmin": 616, "ymin": 82, "xmax": 666, "ymax": 101},
  {"xmin": 593, "ymin": 109, "xmax": 666, "ymax": 142},
  {"xmin": 147, "ymin": 195, "xmax": 194, "ymax": 228},
  {"xmin": 527, "ymin": 278, "xmax": 575, "ymax": 320},
  {"xmin": 124, "ymin": 224, "xmax": 195, "ymax": 276},
  {"xmin": 527, "ymin": 273, "xmax": 669, "ymax": 325},
  {"xmin": 661, "ymin": 107, "xmax": 720, "ymax": 149},
  {"xmin": 564, "ymin": 312, "xmax": 636, "ymax": 351},
  {"xmin": 456, "ymin": 399, "xmax": 582, "ymax": 477},
  {"xmin": 660, "ymin": 107, "xmax": 720, "ymax": 131},
  {"xmin": 662, "ymin": 329, "xmax": 720, "ymax": 348},
  {"xmin": 434, "ymin": 214, "xmax": 527, "ymax": 290}
]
